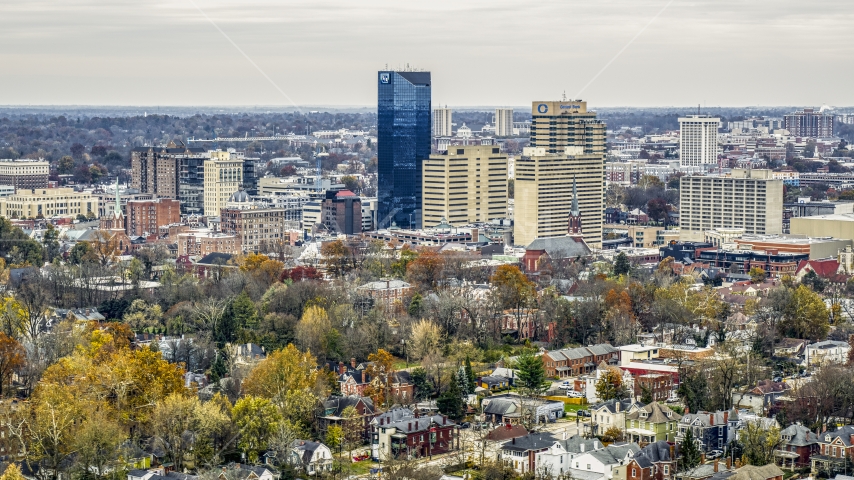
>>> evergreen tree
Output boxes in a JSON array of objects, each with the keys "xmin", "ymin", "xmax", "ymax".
[
  {"xmin": 464, "ymin": 355, "xmax": 476, "ymax": 393},
  {"xmin": 456, "ymin": 366, "xmax": 470, "ymax": 396},
  {"xmin": 516, "ymin": 351, "xmax": 546, "ymax": 396},
  {"xmin": 437, "ymin": 372, "xmax": 465, "ymax": 421},
  {"xmin": 411, "ymin": 367, "xmax": 432, "ymax": 401},
  {"xmin": 679, "ymin": 428, "xmax": 702, "ymax": 470},
  {"xmin": 408, "ymin": 293, "xmax": 424, "ymax": 318},
  {"xmin": 614, "ymin": 252, "xmax": 632, "ymax": 276},
  {"xmin": 230, "ymin": 290, "xmax": 259, "ymax": 329}
]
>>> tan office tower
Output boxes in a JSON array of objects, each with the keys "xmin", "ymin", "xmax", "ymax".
[
  {"xmin": 514, "ymin": 147, "xmax": 604, "ymax": 248},
  {"xmin": 433, "ymin": 107, "xmax": 453, "ymax": 137},
  {"xmin": 678, "ymin": 115, "xmax": 720, "ymax": 167},
  {"xmin": 422, "ymin": 145, "xmax": 508, "ymax": 227},
  {"xmin": 529, "ymin": 100, "xmax": 606, "ymax": 155},
  {"xmin": 679, "ymin": 168, "xmax": 783, "ymax": 241},
  {"xmin": 203, "ymin": 150, "xmax": 244, "ymax": 217},
  {"xmin": 495, "ymin": 108, "xmax": 514, "ymax": 137}
]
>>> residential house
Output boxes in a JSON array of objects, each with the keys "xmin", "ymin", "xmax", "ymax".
[
  {"xmin": 232, "ymin": 343, "xmax": 266, "ymax": 365},
  {"xmin": 805, "ymin": 340, "xmax": 851, "ymax": 367},
  {"xmin": 541, "ymin": 344, "xmax": 619, "ymax": 378},
  {"xmin": 370, "ymin": 407, "xmax": 416, "ymax": 460},
  {"xmin": 616, "ymin": 452, "xmax": 655, "ymax": 480},
  {"xmin": 677, "ymin": 460, "xmax": 735, "ymax": 480},
  {"xmin": 676, "ymin": 410, "xmax": 739, "ymax": 453},
  {"xmin": 335, "ymin": 359, "xmax": 413, "ymax": 400},
  {"xmin": 372, "ymin": 414, "xmax": 457, "ymax": 460},
  {"xmin": 482, "ymin": 394, "xmax": 565, "ymax": 425},
  {"xmin": 536, "ymin": 434, "xmax": 604, "ymax": 478},
  {"xmin": 588, "ymin": 399, "xmax": 644, "ymax": 437},
  {"xmin": 625, "ymin": 403, "xmax": 682, "ymax": 445},
  {"xmin": 491, "ymin": 367, "xmax": 519, "ymax": 386},
  {"xmin": 775, "ymin": 424, "xmax": 819, "ymax": 469},
  {"xmin": 707, "ymin": 464, "xmax": 784, "ymax": 480},
  {"xmin": 811, "ymin": 425, "xmax": 854, "ymax": 475},
  {"xmin": 731, "ymin": 380, "xmax": 791, "ymax": 414},
  {"xmin": 317, "ymin": 396, "xmax": 376, "ymax": 441},
  {"xmin": 499, "ymin": 433, "xmax": 557, "ymax": 474},
  {"xmin": 288, "ymin": 440, "xmax": 333, "ymax": 476},
  {"xmin": 773, "ymin": 338, "xmax": 807, "ymax": 359},
  {"xmin": 565, "ymin": 443, "xmax": 641, "ymax": 480},
  {"xmin": 474, "ymin": 424, "xmax": 530, "ymax": 465},
  {"xmin": 478, "ymin": 375, "xmax": 510, "ymax": 391},
  {"xmin": 627, "ymin": 441, "xmax": 677, "ymax": 480}
]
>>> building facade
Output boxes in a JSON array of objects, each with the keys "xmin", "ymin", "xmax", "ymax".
[
  {"xmin": 0, "ymin": 187, "xmax": 98, "ymax": 219},
  {"xmin": 322, "ymin": 189, "xmax": 362, "ymax": 234},
  {"xmin": 496, "ymin": 108, "xmax": 514, "ymax": 137},
  {"xmin": 0, "ymin": 160, "xmax": 49, "ymax": 192},
  {"xmin": 514, "ymin": 146, "xmax": 604, "ymax": 247},
  {"xmin": 220, "ymin": 207, "xmax": 288, "ymax": 253},
  {"xmin": 433, "ymin": 107, "xmax": 452, "ymax": 137},
  {"xmin": 176, "ymin": 232, "xmax": 241, "ymax": 256},
  {"xmin": 421, "ymin": 145, "xmax": 508, "ymax": 227},
  {"xmin": 529, "ymin": 100, "xmax": 606, "ymax": 155},
  {"xmin": 378, "ymin": 70, "xmax": 431, "ymax": 229},
  {"xmin": 678, "ymin": 116, "xmax": 720, "ymax": 167},
  {"xmin": 679, "ymin": 169, "xmax": 783, "ymax": 241},
  {"xmin": 203, "ymin": 151, "xmax": 244, "ymax": 217},
  {"xmin": 784, "ymin": 108, "xmax": 834, "ymax": 138},
  {"xmin": 126, "ymin": 198, "xmax": 181, "ymax": 237},
  {"xmin": 131, "ymin": 141, "xmax": 206, "ymax": 202}
]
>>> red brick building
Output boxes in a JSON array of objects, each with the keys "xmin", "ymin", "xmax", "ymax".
[
  {"xmin": 634, "ymin": 373, "xmax": 673, "ymax": 402},
  {"xmin": 322, "ymin": 189, "xmax": 362, "ymax": 234},
  {"xmin": 126, "ymin": 198, "xmax": 181, "ymax": 236},
  {"xmin": 540, "ymin": 344, "xmax": 618, "ymax": 378}
]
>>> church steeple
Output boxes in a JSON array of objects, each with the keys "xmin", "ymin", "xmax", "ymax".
[
  {"xmin": 114, "ymin": 178, "xmax": 122, "ymax": 217},
  {"xmin": 568, "ymin": 176, "xmax": 583, "ymax": 237}
]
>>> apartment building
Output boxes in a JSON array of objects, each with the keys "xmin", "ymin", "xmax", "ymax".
[
  {"xmin": 678, "ymin": 115, "xmax": 720, "ymax": 167},
  {"xmin": 433, "ymin": 107, "xmax": 453, "ymax": 137},
  {"xmin": 679, "ymin": 169, "xmax": 783, "ymax": 241},
  {"xmin": 131, "ymin": 140, "xmax": 206, "ymax": 200},
  {"xmin": 514, "ymin": 146, "xmax": 604, "ymax": 247},
  {"xmin": 496, "ymin": 108, "xmax": 514, "ymax": 137},
  {"xmin": 784, "ymin": 108, "xmax": 834, "ymax": 138},
  {"xmin": 421, "ymin": 145, "xmax": 508, "ymax": 228},
  {"xmin": 126, "ymin": 198, "xmax": 182, "ymax": 237},
  {"xmin": 0, "ymin": 159, "xmax": 49, "ymax": 192},
  {"xmin": 0, "ymin": 187, "xmax": 98, "ymax": 219},
  {"xmin": 322, "ymin": 189, "xmax": 362, "ymax": 234},
  {"xmin": 529, "ymin": 100, "xmax": 606, "ymax": 155},
  {"xmin": 220, "ymin": 206, "xmax": 289, "ymax": 253},
  {"xmin": 203, "ymin": 150, "xmax": 244, "ymax": 217},
  {"xmin": 176, "ymin": 232, "xmax": 241, "ymax": 256}
]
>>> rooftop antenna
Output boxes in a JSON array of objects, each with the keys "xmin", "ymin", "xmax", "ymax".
[{"xmin": 698, "ymin": 104, "xmax": 701, "ymax": 115}]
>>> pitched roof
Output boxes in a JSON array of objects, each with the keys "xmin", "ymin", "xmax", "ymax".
[
  {"xmin": 485, "ymin": 424, "xmax": 529, "ymax": 441},
  {"xmin": 626, "ymin": 402, "xmax": 681, "ymax": 423},
  {"xmin": 556, "ymin": 435, "xmax": 601, "ymax": 454},
  {"xmin": 780, "ymin": 424, "xmax": 819, "ymax": 447},
  {"xmin": 322, "ymin": 396, "xmax": 375, "ymax": 417},
  {"xmin": 501, "ymin": 433, "xmax": 557, "ymax": 452},
  {"xmin": 525, "ymin": 236, "xmax": 591, "ymax": 259},
  {"xmin": 587, "ymin": 443, "xmax": 641, "ymax": 466},
  {"xmin": 196, "ymin": 252, "xmax": 234, "ymax": 265},
  {"xmin": 640, "ymin": 440, "xmax": 673, "ymax": 463},
  {"xmin": 796, "ymin": 258, "xmax": 841, "ymax": 278},
  {"xmin": 726, "ymin": 464, "xmax": 784, "ymax": 480},
  {"xmin": 820, "ymin": 425, "xmax": 854, "ymax": 446},
  {"xmin": 387, "ymin": 414, "xmax": 453, "ymax": 433},
  {"xmin": 590, "ymin": 399, "xmax": 641, "ymax": 415}
]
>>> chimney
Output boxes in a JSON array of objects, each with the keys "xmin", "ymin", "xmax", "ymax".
[
  {"xmin": 684, "ymin": 406, "xmax": 689, "ymax": 414},
  {"xmin": 723, "ymin": 411, "xmax": 728, "ymax": 423},
  {"xmin": 512, "ymin": 438, "xmax": 516, "ymax": 445},
  {"xmin": 580, "ymin": 444, "xmax": 585, "ymax": 452},
  {"xmin": 714, "ymin": 460, "xmax": 719, "ymax": 473},
  {"xmin": 380, "ymin": 418, "xmax": 384, "ymax": 426},
  {"xmin": 339, "ymin": 361, "xmax": 346, "ymax": 375},
  {"xmin": 616, "ymin": 401, "xmax": 621, "ymax": 413},
  {"xmin": 443, "ymin": 415, "xmax": 447, "ymax": 425},
  {"xmin": 670, "ymin": 445, "xmax": 675, "ymax": 461},
  {"xmin": 594, "ymin": 440, "xmax": 599, "ymax": 449},
  {"xmin": 563, "ymin": 431, "xmax": 567, "ymax": 440},
  {"xmin": 351, "ymin": 357, "xmax": 357, "ymax": 368},
  {"xmin": 709, "ymin": 414, "xmax": 714, "ymax": 426},
  {"xmin": 408, "ymin": 422, "xmax": 412, "ymax": 431}
]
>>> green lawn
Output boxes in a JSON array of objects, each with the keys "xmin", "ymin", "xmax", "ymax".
[
  {"xmin": 342, "ymin": 459, "xmax": 376, "ymax": 476},
  {"xmin": 564, "ymin": 403, "xmax": 587, "ymax": 413},
  {"xmin": 393, "ymin": 359, "xmax": 420, "ymax": 370}
]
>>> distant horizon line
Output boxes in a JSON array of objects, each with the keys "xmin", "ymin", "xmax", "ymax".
[{"xmin": 0, "ymin": 104, "xmax": 842, "ymax": 110}]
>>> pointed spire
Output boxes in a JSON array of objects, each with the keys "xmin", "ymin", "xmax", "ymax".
[{"xmin": 114, "ymin": 177, "xmax": 121, "ymax": 217}]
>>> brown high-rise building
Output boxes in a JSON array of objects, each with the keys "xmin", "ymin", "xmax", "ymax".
[
  {"xmin": 322, "ymin": 189, "xmax": 362, "ymax": 235},
  {"xmin": 126, "ymin": 198, "xmax": 182, "ymax": 237},
  {"xmin": 784, "ymin": 108, "xmax": 834, "ymax": 138},
  {"xmin": 529, "ymin": 100, "xmax": 606, "ymax": 155},
  {"xmin": 131, "ymin": 140, "xmax": 206, "ymax": 203}
]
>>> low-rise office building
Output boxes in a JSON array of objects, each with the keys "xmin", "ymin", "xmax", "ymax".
[
  {"xmin": 0, "ymin": 187, "xmax": 98, "ymax": 219},
  {"xmin": 0, "ymin": 159, "xmax": 49, "ymax": 192}
]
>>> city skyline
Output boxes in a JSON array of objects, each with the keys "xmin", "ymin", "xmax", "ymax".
[{"xmin": 1, "ymin": 0, "xmax": 853, "ymax": 107}]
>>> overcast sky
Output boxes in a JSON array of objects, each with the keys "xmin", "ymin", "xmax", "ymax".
[{"xmin": 0, "ymin": 0, "xmax": 852, "ymax": 108}]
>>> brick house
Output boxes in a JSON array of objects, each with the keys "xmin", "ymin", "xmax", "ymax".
[
  {"xmin": 541, "ymin": 344, "xmax": 619, "ymax": 378},
  {"xmin": 811, "ymin": 425, "xmax": 854, "ymax": 475},
  {"xmin": 356, "ymin": 280, "xmax": 413, "ymax": 314},
  {"xmin": 373, "ymin": 413, "xmax": 457, "ymax": 460},
  {"xmin": 317, "ymin": 396, "xmax": 376, "ymax": 441},
  {"xmin": 776, "ymin": 424, "xmax": 819, "ymax": 469}
]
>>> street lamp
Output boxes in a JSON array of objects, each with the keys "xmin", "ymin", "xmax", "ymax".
[{"xmin": 400, "ymin": 338, "xmax": 408, "ymax": 367}]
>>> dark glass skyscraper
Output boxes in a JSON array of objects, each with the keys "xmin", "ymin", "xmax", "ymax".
[{"xmin": 377, "ymin": 70, "xmax": 431, "ymax": 229}]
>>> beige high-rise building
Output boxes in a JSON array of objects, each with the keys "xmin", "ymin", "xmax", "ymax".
[
  {"xmin": 433, "ymin": 107, "xmax": 453, "ymax": 137},
  {"xmin": 529, "ymin": 100, "xmax": 606, "ymax": 155},
  {"xmin": 422, "ymin": 145, "xmax": 508, "ymax": 227},
  {"xmin": 513, "ymin": 146, "xmax": 604, "ymax": 248},
  {"xmin": 495, "ymin": 108, "xmax": 514, "ymax": 137},
  {"xmin": 203, "ymin": 150, "xmax": 244, "ymax": 217},
  {"xmin": 0, "ymin": 160, "xmax": 49, "ymax": 192},
  {"xmin": 678, "ymin": 115, "xmax": 720, "ymax": 167},
  {"xmin": 0, "ymin": 187, "xmax": 99, "ymax": 219},
  {"xmin": 679, "ymin": 168, "xmax": 783, "ymax": 241}
]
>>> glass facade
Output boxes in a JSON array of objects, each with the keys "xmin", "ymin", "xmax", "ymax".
[{"xmin": 377, "ymin": 70, "xmax": 431, "ymax": 229}]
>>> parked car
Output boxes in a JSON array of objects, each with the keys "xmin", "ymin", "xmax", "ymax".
[
  {"xmin": 567, "ymin": 391, "xmax": 584, "ymax": 398},
  {"xmin": 708, "ymin": 450, "xmax": 723, "ymax": 459},
  {"xmin": 577, "ymin": 410, "xmax": 591, "ymax": 417},
  {"xmin": 559, "ymin": 381, "xmax": 572, "ymax": 390},
  {"xmin": 460, "ymin": 422, "xmax": 471, "ymax": 429}
]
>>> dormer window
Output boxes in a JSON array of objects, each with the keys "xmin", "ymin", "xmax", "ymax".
[{"xmin": 826, "ymin": 436, "xmax": 831, "ymax": 442}]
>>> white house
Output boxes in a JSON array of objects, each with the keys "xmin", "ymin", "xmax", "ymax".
[
  {"xmin": 536, "ymin": 434, "xmax": 604, "ymax": 478},
  {"xmin": 289, "ymin": 440, "xmax": 333, "ymax": 476},
  {"xmin": 565, "ymin": 443, "xmax": 641, "ymax": 480},
  {"xmin": 805, "ymin": 340, "xmax": 850, "ymax": 366},
  {"xmin": 587, "ymin": 399, "xmax": 644, "ymax": 437}
]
